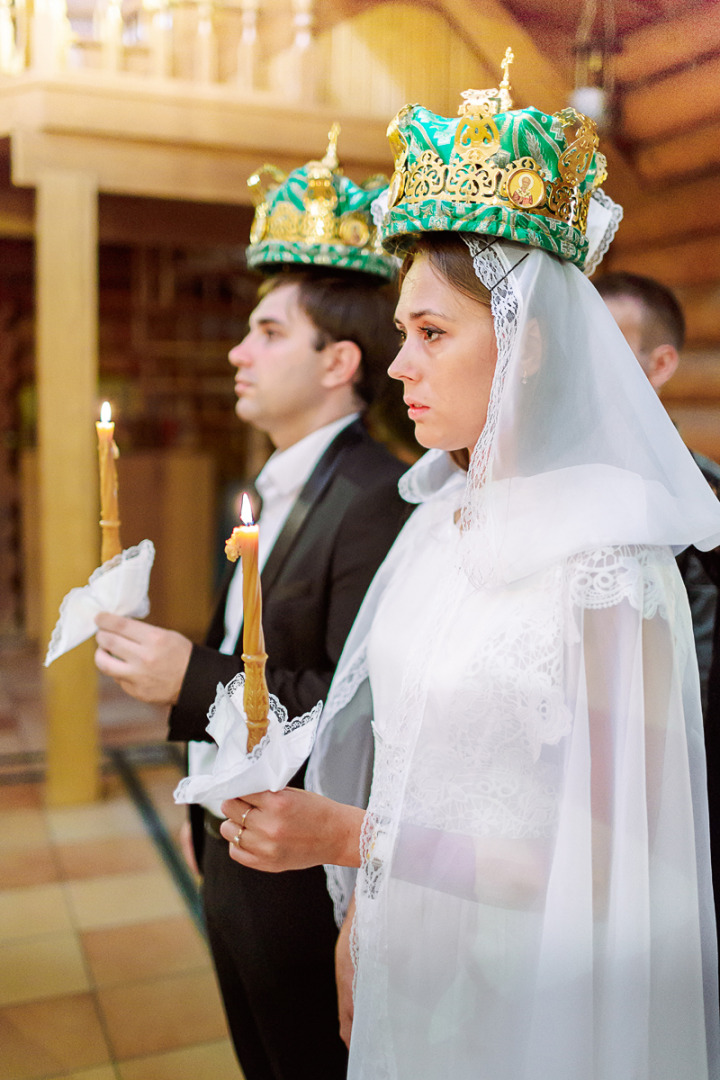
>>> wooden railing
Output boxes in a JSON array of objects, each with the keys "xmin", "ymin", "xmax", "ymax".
[{"xmin": 0, "ymin": 0, "xmax": 319, "ymax": 100}]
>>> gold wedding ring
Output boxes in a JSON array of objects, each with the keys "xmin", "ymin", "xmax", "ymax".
[{"xmin": 232, "ymin": 806, "xmax": 253, "ymax": 847}]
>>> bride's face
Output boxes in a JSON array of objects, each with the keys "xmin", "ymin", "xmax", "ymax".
[{"xmin": 389, "ymin": 253, "xmax": 498, "ymax": 455}]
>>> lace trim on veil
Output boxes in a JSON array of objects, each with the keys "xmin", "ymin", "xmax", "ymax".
[
  {"xmin": 322, "ymin": 647, "xmax": 369, "ymax": 723},
  {"xmin": 462, "ymin": 237, "xmax": 520, "ymax": 494},
  {"xmin": 317, "ymin": 653, "xmax": 371, "ymax": 927},
  {"xmin": 583, "ymin": 188, "xmax": 624, "ymax": 278},
  {"xmin": 456, "ymin": 237, "xmax": 521, "ymax": 586}
]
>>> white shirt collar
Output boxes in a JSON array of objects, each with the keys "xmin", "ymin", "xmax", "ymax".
[{"xmin": 256, "ymin": 413, "xmax": 360, "ymax": 504}]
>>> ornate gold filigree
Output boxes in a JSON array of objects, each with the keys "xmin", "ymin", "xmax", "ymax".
[
  {"xmin": 247, "ymin": 124, "xmax": 381, "ymax": 252},
  {"xmin": 458, "ymin": 46, "xmax": 514, "ymax": 119},
  {"xmin": 555, "ymin": 108, "xmax": 598, "ymax": 187},
  {"xmin": 248, "ymin": 163, "xmax": 287, "ymax": 207},
  {"xmin": 303, "ymin": 163, "xmax": 339, "ymax": 242},
  {"xmin": 453, "ymin": 115, "xmax": 501, "ymax": 165},
  {"xmin": 268, "ymin": 202, "xmax": 303, "ymax": 241},
  {"xmin": 405, "ymin": 150, "xmax": 446, "ymax": 201},
  {"xmin": 321, "ymin": 121, "xmax": 341, "ymax": 171},
  {"xmin": 389, "ymin": 80, "xmax": 602, "ymax": 234},
  {"xmin": 387, "ymin": 104, "xmax": 414, "ymax": 165},
  {"xmin": 499, "ymin": 47, "xmax": 514, "ymax": 111}
]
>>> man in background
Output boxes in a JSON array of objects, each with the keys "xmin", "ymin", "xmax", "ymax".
[
  {"xmin": 597, "ymin": 271, "xmax": 720, "ymax": 711},
  {"xmin": 597, "ymin": 270, "xmax": 720, "ymax": 963},
  {"xmin": 95, "ymin": 134, "xmax": 412, "ymax": 1080}
]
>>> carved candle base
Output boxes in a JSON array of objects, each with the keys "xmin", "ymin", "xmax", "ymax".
[
  {"xmin": 242, "ymin": 652, "xmax": 270, "ymax": 751},
  {"xmin": 100, "ymin": 520, "xmax": 122, "ymax": 564}
]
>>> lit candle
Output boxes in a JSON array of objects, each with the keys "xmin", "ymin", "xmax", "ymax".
[
  {"xmin": 225, "ymin": 493, "xmax": 269, "ymax": 750},
  {"xmin": 96, "ymin": 401, "xmax": 122, "ymax": 564}
]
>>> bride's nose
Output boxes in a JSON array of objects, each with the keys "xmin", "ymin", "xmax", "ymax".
[{"xmin": 388, "ymin": 339, "xmax": 416, "ymax": 382}]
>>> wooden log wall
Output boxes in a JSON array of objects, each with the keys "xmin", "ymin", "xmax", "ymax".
[{"xmin": 601, "ymin": 3, "xmax": 720, "ymax": 459}]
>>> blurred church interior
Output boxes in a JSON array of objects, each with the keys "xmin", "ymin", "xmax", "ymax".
[{"xmin": 0, "ymin": 1, "xmax": 718, "ymax": 1076}]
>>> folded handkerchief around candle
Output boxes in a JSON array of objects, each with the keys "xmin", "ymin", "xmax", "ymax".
[
  {"xmin": 173, "ymin": 672, "xmax": 322, "ymax": 805},
  {"xmin": 44, "ymin": 540, "xmax": 155, "ymax": 667}
]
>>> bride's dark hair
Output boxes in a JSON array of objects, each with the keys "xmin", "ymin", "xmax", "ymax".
[
  {"xmin": 399, "ymin": 232, "xmax": 493, "ymax": 470},
  {"xmin": 399, "ymin": 231, "xmax": 492, "ymax": 309}
]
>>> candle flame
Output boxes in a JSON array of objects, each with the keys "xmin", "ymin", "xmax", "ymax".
[
  {"xmin": 100, "ymin": 401, "xmax": 112, "ymax": 423},
  {"xmin": 240, "ymin": 492, "xmax": 254, "ymax": 526}
]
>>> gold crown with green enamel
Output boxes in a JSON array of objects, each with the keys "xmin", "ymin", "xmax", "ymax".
[
  {"xmin": 380, "ymin": 49, "xmax": 610, "ymax": 268},
  {"xmin": 246, "ymin": 125, "xmax": 397, "ymax": 280}
]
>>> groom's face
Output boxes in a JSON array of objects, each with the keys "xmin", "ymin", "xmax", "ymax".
[{"xmin": 228, "ymin": 283, "xmax": 331, "ymax": 449}]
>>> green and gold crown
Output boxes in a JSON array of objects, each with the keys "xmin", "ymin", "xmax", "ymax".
[
  {"xmin": 246, "ymin": 124, "xmax": 396, "ymax": 280},
  {"xmin": 381, "ymin": 49, "xmax": 608, "ymax": 268}
]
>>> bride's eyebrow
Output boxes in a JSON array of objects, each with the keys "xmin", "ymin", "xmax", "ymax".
[{"xmin": 401, "ymin": 308, "xmax": 454, "ymax": 322}]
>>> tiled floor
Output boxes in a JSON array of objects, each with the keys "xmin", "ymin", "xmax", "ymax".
[{"xmin": 0, "ymin": 639, "xmax": 242, "ymax": 1080}]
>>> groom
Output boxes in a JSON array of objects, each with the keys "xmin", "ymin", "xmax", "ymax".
[{"xmin": 95, "ymin": 135, "xmax": 412, "ymax": 1080}]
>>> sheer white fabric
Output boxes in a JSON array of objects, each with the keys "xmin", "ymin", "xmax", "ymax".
[
  {"xmin": 306, "ymin": 240, "xmax": 720, "ymax": 1078},
  {"xmin": 354, "ymin": 528, "xmax": 718, "ymax": 1079},
  {"xmin": 459, "ymin": 238, "xmax": 720, "ymax": 585}
]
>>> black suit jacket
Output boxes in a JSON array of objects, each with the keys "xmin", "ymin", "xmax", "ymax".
[{"xmin": 167, "ymin": 420, "xmax": 412, "ymax": 861}]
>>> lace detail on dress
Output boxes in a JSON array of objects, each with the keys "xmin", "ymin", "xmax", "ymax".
[
  {"xmin": 405, "ymin": 563, "xmax": 569, "ymax": 841},
  {"xmin": 563, "ymin": 545, "xmax": 690, "ymax": 667},
  {"xmin": 565, "ymin": 545, "xmax": 674, "ymax": 619},
  {"xmin": 361, "ymin": 547, "xmax": 679, "ymax": 875}
]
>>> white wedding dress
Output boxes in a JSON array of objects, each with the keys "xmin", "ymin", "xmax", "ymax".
[
  {"xmin": 355, "ymin": 497, "xmax": 714, "ymax": 1078},
  {"xmin": 307, "ymin": 239, "xmax": 720, "ymax": 1079}
]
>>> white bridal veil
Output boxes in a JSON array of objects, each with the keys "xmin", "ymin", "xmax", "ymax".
[{"xmin": 307, "ymin": 239, "xmax": 720, "ymax": 1080}]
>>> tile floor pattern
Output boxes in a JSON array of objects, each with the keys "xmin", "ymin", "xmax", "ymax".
[{"xmin": 0, "ymin": 640, "xmax": 243, "ymax": 1080}]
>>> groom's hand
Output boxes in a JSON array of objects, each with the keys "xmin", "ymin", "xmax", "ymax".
[{"xmin": 94, "ymin": 612, "xmax": 192, "ymax": 705}]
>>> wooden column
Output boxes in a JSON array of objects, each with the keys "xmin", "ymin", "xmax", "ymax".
[{"xmin": 36, "ymin": 170, "xmax": 100, "ymax": 805}]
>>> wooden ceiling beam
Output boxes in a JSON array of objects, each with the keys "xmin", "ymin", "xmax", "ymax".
[
  {"xmin": 610, "ymin": 233, "xmax": 720, "ymax": 288},
  {"xmin": 623, "ymin": 54, "xmax": 720, "ymax": 143},
  {"xmin": 9, "ymin": 119, "xmax": 390, "ymax": 207},
  {"xmin": 432, "ymin": 0, "xmax": 641, "ymax": 204},
  {"xmin": 10, "ymin": 129, "xmax": 296, "ymax": 205},
  {"xmin": 610, "ymin": 175, "xmax": 720, "ymax": 251},
  {"xmin": 634, "ymin": 119, "xmax": 720, "ymax": 182},
  {"xmin": 615, "ymin": 4, "xmax": 720, "ymax": 86}
]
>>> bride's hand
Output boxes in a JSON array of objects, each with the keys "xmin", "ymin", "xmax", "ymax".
[
  {"xmin": 219, "ymin": 789, "xmax": 364, "ymax": 872},
  {"xmin": 336, "ymin": 896, "xmax": 356, "ymax": 1048}
]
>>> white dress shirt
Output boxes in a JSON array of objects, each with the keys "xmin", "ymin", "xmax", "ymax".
[{"xmin": 188, "ymin": 413, "xmax": 359, "ymax": 816}]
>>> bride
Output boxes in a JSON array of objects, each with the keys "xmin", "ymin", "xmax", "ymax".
[{"xmin": 220, "ymin": 72, "xmax": 720, "ymax": 1079}]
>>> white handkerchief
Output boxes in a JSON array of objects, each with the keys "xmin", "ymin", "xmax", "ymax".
[
  {"xmin": 173, "ymin": 672, "xmax": 322, "ymax": 805},
  {"xmin": 44, "ymin": 540, "xmax": 155, "ymax": 667}
]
